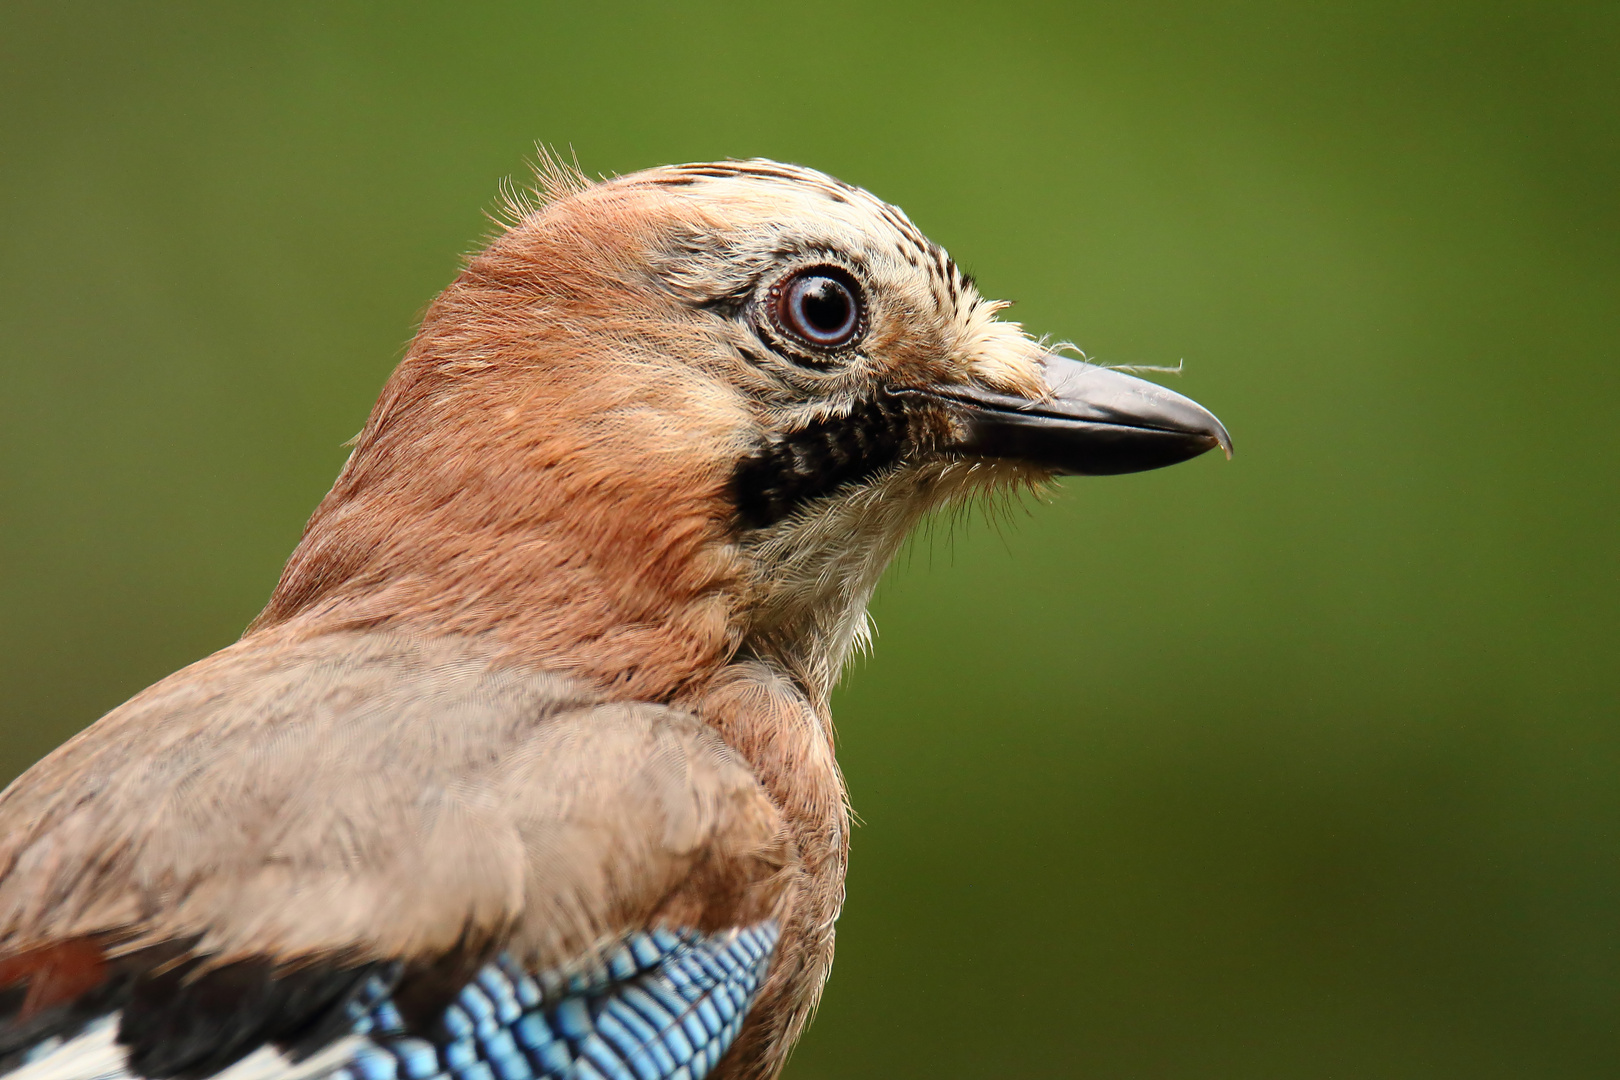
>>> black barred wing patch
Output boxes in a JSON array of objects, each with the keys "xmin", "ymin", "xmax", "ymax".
[{"xmin": 339, "ymin": 923, "xmax": 778, "ymax": 1080}]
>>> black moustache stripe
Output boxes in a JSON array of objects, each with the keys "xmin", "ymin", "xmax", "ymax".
[{"xmin": 731, "ymin": 396, "xmax": 920, "ymax": 529}]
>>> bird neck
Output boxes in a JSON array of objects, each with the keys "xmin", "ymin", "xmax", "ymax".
[{"xmin": 248, "ymin": 362, "xmax": 752, "ymax": 703}]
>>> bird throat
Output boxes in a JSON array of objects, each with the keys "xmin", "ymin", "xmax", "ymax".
[{"xmin": 730, "ymin": 394, "xmax": 926, "ymax": 529}]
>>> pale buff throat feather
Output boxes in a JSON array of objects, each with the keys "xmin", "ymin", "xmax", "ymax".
[{"xmin": 0, "ymin": 158, "xmax": 1230, "ymax": 1080}]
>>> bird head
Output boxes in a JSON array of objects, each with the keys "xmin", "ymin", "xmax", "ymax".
[{"xmin": 252, "ymin": 158, "xmax": 1230, "ymax": 703}]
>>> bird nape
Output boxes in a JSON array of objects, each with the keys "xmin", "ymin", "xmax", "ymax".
[{"xmin": 0, "ymin": 157, "xmax": 1229, "ymax": 1080}]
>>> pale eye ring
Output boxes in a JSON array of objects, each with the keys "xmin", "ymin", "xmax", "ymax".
[{"xmin": 769, "ymin": 266, "xmax": 864, "ymax": 350}]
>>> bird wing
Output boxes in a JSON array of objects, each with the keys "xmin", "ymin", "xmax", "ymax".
[{"xmin": 0, "ymin": 632, "xmax": 790, "ymax": 1080}]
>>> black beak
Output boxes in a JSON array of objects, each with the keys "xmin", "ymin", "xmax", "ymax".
[{"xmin": 917, "ymin": 354, "xmax": 1232, "ymax": 475}]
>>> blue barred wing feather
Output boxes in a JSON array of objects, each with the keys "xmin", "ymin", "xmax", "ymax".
[{"xmin": 347, "ymin": 923, "xmax": 779, "ymax": 1080}]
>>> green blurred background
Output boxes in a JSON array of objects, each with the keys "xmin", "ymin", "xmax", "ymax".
[{"xmin": 2, "ymin": 2, "xmax": 1616, "ymax": 1075}]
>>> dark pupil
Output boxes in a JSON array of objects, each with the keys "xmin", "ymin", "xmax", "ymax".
[{"xmin": 798, "ymin": 277, "xmax": 851, "ymax": 336}]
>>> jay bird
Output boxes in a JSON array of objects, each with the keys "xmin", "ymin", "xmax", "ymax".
[{"xmin": 0, "ymin": 159, "xmax": 1230, "ymax": 1080}]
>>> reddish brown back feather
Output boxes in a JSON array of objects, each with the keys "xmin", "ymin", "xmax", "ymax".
[{"xmin": 0, "ymin": 939, "xmax": 107, "ymax": 1019}]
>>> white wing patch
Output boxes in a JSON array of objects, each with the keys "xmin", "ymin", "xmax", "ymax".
[
  {"xmin": 8, "ymin": 1018, "xmax": 364, "ymax": 1080},
  {"xmin": 9, "ymin": 1019, "xmax": 125, "ymax": 1080}
]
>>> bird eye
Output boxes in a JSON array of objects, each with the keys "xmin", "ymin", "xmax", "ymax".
[{"xmin": 770, "ymin": 267, "xmax": 864, "ymax": 350}]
